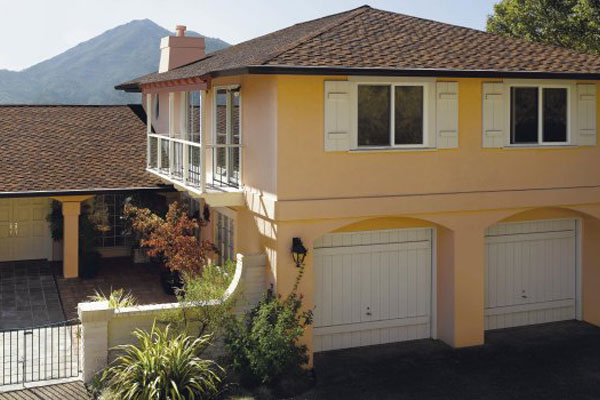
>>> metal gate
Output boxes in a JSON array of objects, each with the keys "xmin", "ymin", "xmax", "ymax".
[{"xmin": 0, "ymin": 319, "xmax": 81, "ymax": 386}]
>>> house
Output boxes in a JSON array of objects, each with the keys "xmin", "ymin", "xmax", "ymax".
[
  {"xmin": 114, "ymin": 4, "xmax": 600, "ymax": 359},
  {"xmin": 0, "ymin": 105, "xmax": 174, "ymax": 278}
]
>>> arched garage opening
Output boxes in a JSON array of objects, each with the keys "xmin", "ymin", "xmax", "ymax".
[
  {"xmin": 483, "ymin": 207, "xmax": 600, "ymax": 332},
  {"xmin": 311, "ymin": 217, "xmax": 453, "ymax": 352}
]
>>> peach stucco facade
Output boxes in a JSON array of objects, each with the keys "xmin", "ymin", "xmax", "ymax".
[{"xmin": 143, "ymin": 73, "xmax": 600, "ymax": 359}]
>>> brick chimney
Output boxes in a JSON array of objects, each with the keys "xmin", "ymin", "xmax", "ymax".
[{"xmin": 158, "ymin": 25, "xmax": 205, "ymax": 73}]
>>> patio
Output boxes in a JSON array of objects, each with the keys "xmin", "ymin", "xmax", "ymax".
[
  {"xmin": 0, "ymin": 261, "xmax": 64, "ymax": 330},
  {"xmin": 55, "ymin": 258, "xmax": 176, "ymax": 320}
]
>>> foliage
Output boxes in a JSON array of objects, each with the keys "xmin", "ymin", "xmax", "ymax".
[
  {"xmin": 224, "ymin": 266, "xmax": 313, "ymax": 386},
  {"xmin": 89, "ymin": 288, "xmax": 137, "ymax": 309},
  {"xmin": 124, "ymin": 202, "xmax": 214, "ymax": 275},
  {"xmin": 160, "ymin": 261, "xmax": 237, "ymax": 338},
  {"xmin": 46, "ymin": 200, "xmax": 63, "ymax": 241},
  {"xmin": 99, "ymin": 324, "xmax": 223, "ymax": 400},
  {"xmin": 79, "ymin": 200, "xmax": 105, "ymax": 279},
  {"xmin": 487, "ymin": 0, "xmax": 600, "ymax": 55}
]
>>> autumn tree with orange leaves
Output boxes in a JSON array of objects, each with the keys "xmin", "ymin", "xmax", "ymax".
[{"xmin": 123, "ymin": 201, "xmax": 214, "ymax": 276}]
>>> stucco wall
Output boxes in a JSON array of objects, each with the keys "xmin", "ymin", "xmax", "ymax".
[{"xmin": 275, "ymin": 76, "xmax": 600, "ymax": 201}]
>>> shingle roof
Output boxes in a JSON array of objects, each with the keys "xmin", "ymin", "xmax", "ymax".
[
  {"xmin": 117, "ymin": 5, "xmax": 600, "ymax": 91},
  {"xmin": 0, "ymin": 105, "xmax": 167, "ymax": 195}
]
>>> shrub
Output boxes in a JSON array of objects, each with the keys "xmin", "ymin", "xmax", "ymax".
[
  {"xmin": 99, "ymin": 324, "xmax": 223, "ymax": 400},
  {"xmin": 224, "ymin": 268, "xmax": 313, "ymax": 386},
  {"xmin": 161, "ymin": 260, "xmax": 237, "ymax": 338},
  {"xmin": 88, "ymin": 288, "xmax": 137, "ymax": 308}
]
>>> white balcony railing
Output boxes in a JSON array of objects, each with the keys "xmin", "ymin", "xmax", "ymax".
[{"xmin": 147, "ymin": 133, "xmax": 241, "ymax": 193}]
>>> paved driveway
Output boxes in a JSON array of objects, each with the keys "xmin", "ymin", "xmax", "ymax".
[
  {"xmin": 303, "ymin": 321, "xmax": 600, "ymax": 400},
  {"xmin": 0, "ymin": 261, "xmax": 65, "ymax": 330}
]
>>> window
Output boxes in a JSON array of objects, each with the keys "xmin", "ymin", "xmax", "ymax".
[
  {"xmin": 187, "ymin": 91, "xmax": 201, "ymax": 143},
  {"xmin": 510, "ymin": 86, "xmax": 568, "ymax": 145},
  {"xmin": 154, "ymin": 94, "xmax": 160, "ymax": 120},
  {"xmin": 94, "ymin": 194, "xmax": 128, "ymax": 248},
  {"xmin": 358, "ymin": 84, "xmax": 425, "ymax": 147},
  {"xmin": 215, "ymin": 210, "xmax": 235, "ymax": 265},
  {"xmin": 213, "ymin": 87, "xmax": 241, "ymax": 187}
]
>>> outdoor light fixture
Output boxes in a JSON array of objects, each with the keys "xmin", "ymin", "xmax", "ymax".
[{"xmin": 291, "ymin": 237, "xmax": 308, "ymax": 268}]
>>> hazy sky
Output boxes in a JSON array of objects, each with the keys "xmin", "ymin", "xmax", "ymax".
[{"xmin": 0, "ymin": 0, "xmax": 498, "ymax": 71}]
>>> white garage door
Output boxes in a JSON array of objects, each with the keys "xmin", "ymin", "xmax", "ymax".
[
  {"xmin": 485, "ymin": 219, "xmax": 578, "ymax": 330},
  {"xmin": 314, "ymin": 228, "xmax": 433, "ymax": 352},
  {"xmin": 0, "ymin": 198, "xmax": 51, "ymax": 262}
]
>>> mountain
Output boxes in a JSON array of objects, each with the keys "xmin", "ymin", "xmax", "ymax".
[{"xmin": 0, "ymin": 20, "xmax": 229, "ymax": 104}]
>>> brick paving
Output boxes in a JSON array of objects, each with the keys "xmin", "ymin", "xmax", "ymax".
[{"xmin": 56, "ymin": 258, "xmax": 175, "ymax": 320}]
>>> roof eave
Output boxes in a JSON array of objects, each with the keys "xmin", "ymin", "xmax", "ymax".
[
  {"xmin": 247, "ymin": 65, "xmax": 600, "ymax": 80},
  {"xmin": 0, "ymin": 186, "xmax": 175, "ymax": 199}
]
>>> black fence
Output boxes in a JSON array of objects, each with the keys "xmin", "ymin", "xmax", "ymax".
[{"xmin": 1, "ymin": 319, "xmax": 81, "ymax": 386}]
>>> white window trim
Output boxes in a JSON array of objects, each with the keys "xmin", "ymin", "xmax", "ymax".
[
  {"xmin": 349, "ymin": 77, "xmax": 435, "ymax": 151},
  {"xmin": 506, "ymin": 82, "xmax": 573, "ymax": 147}
]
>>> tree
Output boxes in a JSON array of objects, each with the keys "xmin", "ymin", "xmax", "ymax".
[
  {"xmin": 487, "ymin": 0, "xmax": 600, "ymax": 55},
  {"xmin": 124, "ymin": 201, "xmax": 214, "ymax": 275}
]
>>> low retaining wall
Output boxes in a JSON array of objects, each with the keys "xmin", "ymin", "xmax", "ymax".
[{"xmin": 78, "ymin": 253, "xmax": 266, "ymax": 382}]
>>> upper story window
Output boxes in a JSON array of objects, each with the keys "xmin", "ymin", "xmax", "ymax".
[
  {"xmin": 357, "ymin": 84, "xmax": 425, "ymax": 148},
  {"xmin": 213, "ymin": 87, "xmax": 241, "ymax": 187},
  {"xmin": 186, "ymin": 91, "xmax": 202, "ymax": 142},
  {"xmin": 510, "ymin": 86, "xmax": 569, "ymax": 145}
]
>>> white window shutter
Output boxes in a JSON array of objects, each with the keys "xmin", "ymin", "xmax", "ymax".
[
  {"xmin": 482, "ymin": 83, "xmax": 505, "ymax": 148},
  {"xmin": 436, "ymin": 82, "xmax": 459, "ymax": 148},
  {"xmin": 324, "ymin": 81, "xmax": 351, "ymax": 151},
  {"xmin": 576, "ymin": 84, "xmax": 596, "ymax": 146}
]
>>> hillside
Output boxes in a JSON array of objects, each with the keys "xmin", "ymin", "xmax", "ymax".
[{"xmin": 0, "ymin": 19, "xmax": 229, "ymax": 104}]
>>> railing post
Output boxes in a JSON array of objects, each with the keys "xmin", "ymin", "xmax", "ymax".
[{"xmin": 78, "ymin": 301, "xmax": 114, "ymax": 383}]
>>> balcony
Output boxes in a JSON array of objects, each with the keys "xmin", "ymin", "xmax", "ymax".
[{"xmin": 147, "ymin": 132, "xmax": 243, "ymax": 207}]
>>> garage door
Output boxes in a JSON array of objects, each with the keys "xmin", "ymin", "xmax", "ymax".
[
  {"xmin": 0, "ymin": 198, "xmax": 51, "ymax": 262},
  {"xmin": 485, "ymin": 219, "xmax": 578, "ymax": 330},
  {"xmin": 314, "ymin": 228, "xmax": 433, "ymax": 352}
]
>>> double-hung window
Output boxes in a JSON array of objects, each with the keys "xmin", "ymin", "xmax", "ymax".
[
  {"xmin": 357, "ymin": 83, "xmax": 426, "ymax": 148},
  {"xmin": 510, "ymin": 86, "xmax": 569, "ymax": 145}
]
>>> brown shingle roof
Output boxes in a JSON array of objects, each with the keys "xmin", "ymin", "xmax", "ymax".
[
  {"xmin": 117, "ymin": 5, "xmax": 600, "ymax": 91},
  {"xmin": 0, "ymin": 105, "xmax": 167, "ymax": 195}
]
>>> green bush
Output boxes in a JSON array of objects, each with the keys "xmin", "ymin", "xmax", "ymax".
[
  {"xmin": 88, "ymin": 288, "xmax": 137, "ymax": 308},
  {"xmin": 99, "ymin": 324, "xmax": 223, "ymax": 400},
  {"xmin": 224, "ymin": 268, "xmax": 313, "ymax": 386}
]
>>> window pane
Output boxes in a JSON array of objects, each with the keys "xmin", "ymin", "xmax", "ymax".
[
  {"xmin": 543, "ymin": 88, "xmax": 567, "ymax": 143},
  {"xmin": 511, "ymin": 87, "xmax": 539, "ymax": 144},
  {"xmin": 395, "ymin": 86, "xmax": 424, "ymax": 145},
  {"xmin": 189, "ymin": 91, "xmax": 201, "ymax": 143},
  {"xmin": 358, "ymin": 85, "xmax": 391, "ymax": 146}
]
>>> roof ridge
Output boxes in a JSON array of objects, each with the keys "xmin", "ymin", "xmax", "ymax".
[{"xmin": 260, "ymin": 5, "xmax": 371, "ymax": 65}]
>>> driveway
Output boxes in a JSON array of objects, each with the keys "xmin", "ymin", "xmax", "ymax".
[
  {"xmin": 303, "ymin": 321, "xmax": 600, "ymax": 400},
  {"xmin": 0, "ymin": 261, "xmax": 65, "ymax": 330}
]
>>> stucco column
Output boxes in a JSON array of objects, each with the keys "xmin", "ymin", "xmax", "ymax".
[
  {"xmin": 435, "ymin": 216, "xmax": 488, "ymax": 348},
  {"xmin": 62, "ymin": 201, "xmax": 81, "ymax": 278}
]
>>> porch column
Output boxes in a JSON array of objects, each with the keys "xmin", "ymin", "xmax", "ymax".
[
  {"xmin": 62, "ymin": 201, "xmax": 81, "ymax": 278},
  {"xmin": 435, "ymin": 215, "xmax": 488, "ymax": 348}
]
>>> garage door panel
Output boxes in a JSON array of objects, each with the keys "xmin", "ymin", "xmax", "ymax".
[
  {"xmin": 485, "ymin": 219, "xmax": 577, "ymax": 330},
  {"xmin": 315, "ymin": 229, "xmax": 433, "ymax": 352}
]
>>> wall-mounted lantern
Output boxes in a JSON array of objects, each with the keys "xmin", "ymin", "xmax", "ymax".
[{"xmin": 291, "ymin": 237, "xmax": 308, "ymax": 268}]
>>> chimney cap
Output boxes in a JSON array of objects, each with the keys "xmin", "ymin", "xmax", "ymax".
[{"xmin": 175, "ymin": 25, "xmax": 187, "ymax": 37}]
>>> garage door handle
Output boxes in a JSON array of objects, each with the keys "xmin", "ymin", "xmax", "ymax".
[
  {"xmin": 366, "ymin": 312, "xmax": 372, "ymax": 316},
  {"xmin": 521, "ymin": 295, "xmax": 528, "ymax": 299}
]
